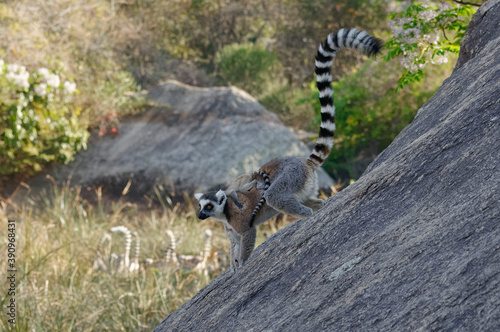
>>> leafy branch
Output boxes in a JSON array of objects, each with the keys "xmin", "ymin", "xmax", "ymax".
[{"xmin": 385, "ymin": 1, "xmax": 476, "ymax": 91}]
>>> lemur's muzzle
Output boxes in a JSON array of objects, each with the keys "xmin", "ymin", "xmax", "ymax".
[{"xmin": 198, "ymin": 211, "xmax": 209, "ymax": 220}]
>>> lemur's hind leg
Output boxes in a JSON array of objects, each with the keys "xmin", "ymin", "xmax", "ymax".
[
  {"xmin": 303, "ymin": 198, "xmax": 325, "ymax": 212},
  {"xmin": 224, "ymin": 225, "xmax": 239, "ymax": 269},
  {"xmin": 238, "ymin": 228, "xmax": 257, "ymax": 268},
  {"xmin": 264, "ymin": 185, "xmax": 313, "ymax": 218}
]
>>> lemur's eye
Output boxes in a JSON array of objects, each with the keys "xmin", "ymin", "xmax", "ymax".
[{"xmin": 206, "ymin": 205, "xmax": 213, "ymax": 210}]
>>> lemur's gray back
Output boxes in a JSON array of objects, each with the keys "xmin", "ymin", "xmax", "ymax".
[{"xmin": 309, "ymin": 28, "xmax": 383, "ymax": 168}]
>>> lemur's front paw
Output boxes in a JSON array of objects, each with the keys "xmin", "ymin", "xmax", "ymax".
[{"xmin": 231, "ymin": 259, "xmax": 245, "ymax": 271}]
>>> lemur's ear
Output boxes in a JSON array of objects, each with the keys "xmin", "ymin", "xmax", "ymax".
[
  {"xmin": 216, "ymin": 190, "xmax": 227, "ymax": 205},
  {"xmin": 194, "ymin": 193, "xmax": 203, "ymax": 201}
]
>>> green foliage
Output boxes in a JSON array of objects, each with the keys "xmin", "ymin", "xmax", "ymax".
[
  {"xmin": 0, "ymin": 0, "xmax": 478, "ymax": 182},
  {"xmin": 259, "ymin": 86, "xmax": 316, "ymax": 129},
  {"xmin": 0, "ymin": 61, "xmax": 87, "ymax": 175},
  {"xmin": 92, "ymin": 70, "xmax": 145, "ymax": 118},
  {"xmin": 216, "ymin": 43, "xmax": 282, "ymax": 97},
  {"xmin": 303, "ymin": 60, "xmax": 444, "ymax": 181},
  {"xmin": 0, "ymin": 1, "xmax": 147, "ymax": 177},
  {"xmin": 385, "ymin": 1, "xmax": 475, "ymax": 90}
]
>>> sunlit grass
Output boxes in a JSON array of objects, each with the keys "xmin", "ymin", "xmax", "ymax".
[{"xmin": 0, "ymin": 182, "xmax": 296, "ymax": 331}]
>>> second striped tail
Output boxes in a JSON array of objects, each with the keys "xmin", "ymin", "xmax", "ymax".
[{"xmin": 249, "ymin": 170, "xmax": 271, "ymax": 227}]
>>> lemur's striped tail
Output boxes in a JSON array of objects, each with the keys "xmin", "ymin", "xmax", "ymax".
[
  {"xmin": 165, "ymin": 230, "xmax": 179, "ymax": 265},
  {"xmin": 308, "ymin": 28, "xmax": 383, "ymax": 168},
  {"xmin": 132, "ymin": 231, "xmax": 140, "ymax": 264},
  {"xmin": 249, "ymin": 170, "xmax": 271, "ymax": 227},
  {"xmin": 110, "ymin": 225, "xmax": 132, "ymax": 269}
]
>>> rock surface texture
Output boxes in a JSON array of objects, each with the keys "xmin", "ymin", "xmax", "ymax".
[
  {"xmin": 153, "ymin": 2, "xmax": 500, "ymax": 331},
  {"xmin": 53, "ymin": 81, "xmax": 333, "ymax": 197}
]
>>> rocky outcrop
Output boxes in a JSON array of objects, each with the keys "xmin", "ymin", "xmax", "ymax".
[
  {"xmin": 50, "ymin": 81, "xmax": 333, "ymax": 198},
  {"xmin": 153, "ymin": 1, "xmax": 500, "ymax": 331}
]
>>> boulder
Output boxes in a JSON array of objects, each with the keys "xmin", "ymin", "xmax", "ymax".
[
  {"xmin": 52, "ymin": 80, "xmax": 334, "ymax": 198},
  {"xmin": 153, "ymin": 1, "xmax": 500, "ymax": 331}
]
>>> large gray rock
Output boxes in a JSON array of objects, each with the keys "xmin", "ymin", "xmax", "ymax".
[
  {"xmin": 55, "ymin": 81, "xmax": 333, "ymax": 197},
  {"xmin": 153, "ymin": 2, "xmax": 500, "ymax": 331}
]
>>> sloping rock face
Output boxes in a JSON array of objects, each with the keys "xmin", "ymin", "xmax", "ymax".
[
  {"xmin": 55, "ymin": 81, "xmax": 333, "ymax": 197},
  {"xmin": 153, "ymin": 2, "xmax": 500, "ymax": 331}
]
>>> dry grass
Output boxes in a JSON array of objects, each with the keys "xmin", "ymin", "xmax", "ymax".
[{"xmin": 0, "ymin": 182, "xmax": 294, "ymax": 331}]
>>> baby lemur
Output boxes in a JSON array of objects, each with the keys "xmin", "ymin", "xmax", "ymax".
[
  {"xmin": 195, "ymin": 28, "xmax": 383, "ymax": 268},
  {"xmin": 195, "ymin": 172, "xmax": 274, "ymax": 268}
]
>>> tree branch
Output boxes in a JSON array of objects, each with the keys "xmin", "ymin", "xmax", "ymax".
[{"xmin": 451, "ymin": 0, "xmax": 481, "ymax": 7}]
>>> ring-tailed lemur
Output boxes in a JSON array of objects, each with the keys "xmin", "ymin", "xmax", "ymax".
[
  {"xmin": 165, "ymin": 230, "xmax": 179, "ymax": 266},
  {"xmin": 195, "ymin": 28, "xmax": 383, "ymax": 268},
  {"xmin": 144, "ymin": 229, "xmax": 179, "ymax": 268},
  {"xmin": 109, "ymin": 225, "xmax": 142, "ymax": 274},
  {"xmin": 110, "ymin": 225, "xmax": 132, "ymax": 274},
  {"xmin": 163, "ymin": 229, "xmax": 213, "ymax": 276},
  {"xmin": 129, "ymin": 231, "xmax": 141, "ymax": 274},
  {"xmin": 195, "ymin": 173, "xmax": 278, "ymax": 268},
  {"xmin": 92, "ymin": 232, "xmax": 112, "ymax": 272}
]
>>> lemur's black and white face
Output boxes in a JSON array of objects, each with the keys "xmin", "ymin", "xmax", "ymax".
[{"xmin": 194, "ymin": 190, "xmax": 227, "ymax": 222}]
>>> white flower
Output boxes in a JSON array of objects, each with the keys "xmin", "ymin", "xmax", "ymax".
[
  {"xmin": 5, "ymin": 64, "xmax": 30, "ymax": 89},
  {"xmin": 19, "ymin": 71, "xmax": 30, "ymax": 88},
  {"xmin": 38, "ymin": 67, "xmax": 50, "ymax": 77},
  {"xmin": 439, "ymin": 3, "xmax": 453, "ymax": 12},
  {"xmin": 63, "ymin": 81, "xmax": 76, "ymax": 94},
  {"xmin": 408, "ymin": 63, "xmax": 419, "ymax": 72},
  {"xmin": 400, "ymin": 54, "xmax": 425, "ymax": 73},
  {"xmin": 423, "ymin": 34, "xmax": 439, "ymax": 44},
  {"xmin": 46, "ymin": 73, "xmax": 60, "ymax": 88},
  {"xmin": 402, "ymin": 28, "xmax": 421, "ymax": 41},
  {"xmin": 35, "ymin": 83, "xmax": 48, "ymax": 96},
  {"xmin": 0, "ymin": 59, "xmax": 4, "ymax": 74},
  {"xmin": 7, "ymin": 64, "xmax": 21, "ymax": 73},
  {"xmin": 399, "ymin": 17, "xmax": 412, "ymax": 25},
  {"xmin": 418, "ymin": 10, "xmax": 438, "ymax": 22},
  {"xmin": 431, "ymin": 55, "xmax": 448, "ymax": 65},
  {"xmin": 393, "ymin": 27, "xmax": 404, "ymax": 37},
  {"xmin": 436, "ymin": 56, "xmax": 448, "ymax": 65}
]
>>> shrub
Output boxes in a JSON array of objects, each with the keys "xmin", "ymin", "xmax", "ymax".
[
  {"xmin": 215, "ymin": 43, "xmax": 284, "ymax": 97},
  {"xmin": 385, "ymin": 2, "xmax": 475, "ymax": 90},
  {"xmin": 0, "ymin": 60, "xmax": 88, "ymax": 175}
]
